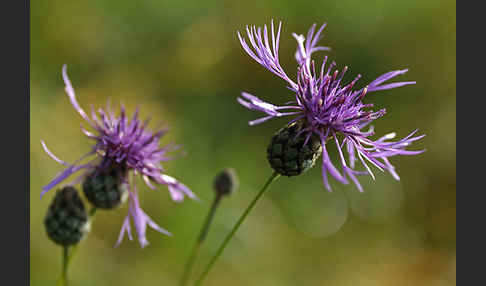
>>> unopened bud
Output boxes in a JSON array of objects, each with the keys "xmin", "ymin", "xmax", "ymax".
[
  {"xmin": 213, "ymin": 168, "xmax": 238, "ymax": 197},
  {"xmin": 44, "ymin": 187, "xmax": 89, "ymax": 246}
]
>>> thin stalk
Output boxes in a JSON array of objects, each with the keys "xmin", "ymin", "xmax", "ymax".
[
  {"xmin": 56, "ymin": 207, "xmax": 97, "ymax": 286},
  {"xmin": 62, "ymin": 246, "xmax": 69, "ymax": 286},
  {"xmin": 194, "ymin": 172, "xmax": 280, "ymax": 285},
  {"xmin": 89, "ymin": 207, "xmax": 98, "ymax": 217},
  {"xmin": 179, "ymin": 195, "xmax": 222, "ymax": 286}
]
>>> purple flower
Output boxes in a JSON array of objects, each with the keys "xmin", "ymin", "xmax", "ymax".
[
  {"xmin": 237, "ymin": 21, "xmax": 425, "ymax": 191},
  {"xmin": 41, "ymin": 65, "xmax": 196, "ymax": 247}
]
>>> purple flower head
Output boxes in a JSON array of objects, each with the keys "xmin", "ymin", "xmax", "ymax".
[
  {"xmin": 237, "ymin": 21, "xmax": 425, "ymax": 192},
  {"xmin": 41, "ymin": 65, "xmax": 196, "ymax": 247}
]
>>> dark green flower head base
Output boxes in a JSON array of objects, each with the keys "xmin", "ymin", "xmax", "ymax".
[
  {"xmin": 82, "ymin": 163, "xmax": 128, "ymax": 209},
  {"xmin": 44, "ymin": 186, "xmax": 89, "ymax": 246},
  {"xmin": 267, "ymin": 121, "xmax": 322, "ymax": 177}
]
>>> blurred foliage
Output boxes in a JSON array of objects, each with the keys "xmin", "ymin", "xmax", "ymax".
[{"xmin": 31, "ymin": 0, "xmax": 456, "ymax": 285}]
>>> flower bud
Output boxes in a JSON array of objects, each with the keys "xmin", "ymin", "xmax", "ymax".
[
  {"xmin": 44, "ymin": 186, "xmax": 89, "ymax": 246},
  {"xmin": 213, "ymin": 168, "xmax": 238, "ymax": 197},
  {"xmin": 267, "ymin": 121, "xmax": 322, "ymax": 176},
  {"xmin": 82, "ymin": 164, "xmax": 128, "ymax": 209}
]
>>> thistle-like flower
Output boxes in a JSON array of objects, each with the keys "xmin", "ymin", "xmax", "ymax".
[
  {"xmin": 237, "ymin": 21, "xmax": 425, "ymax": 191},
  {"xmin": 41, "ymin": 65, "xmax": 196, "ymax": 248}
]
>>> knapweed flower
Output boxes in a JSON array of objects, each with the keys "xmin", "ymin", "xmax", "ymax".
[
  {"xmin": 41, "ymin": 65, "xmax": 196, "ymax": 248},
  {"xmin": 237, "ymin": 21, "xmax": 425, "ymax": 191}
]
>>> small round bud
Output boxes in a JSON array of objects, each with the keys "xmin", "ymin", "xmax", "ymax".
[
  {"xmin": 267, "ymin": 121, "xmax": 322, "ymax": 176},
  {"xmin": 213, "ymin": 168, "xmax": 238, "ymax": 196},
  {"xmin": 82, "ymin": 164, "xmax": 128, "ymax": 209},
  {"xmin": 44, "ymin": 186, "xmax": 89, "ymax": 246}
]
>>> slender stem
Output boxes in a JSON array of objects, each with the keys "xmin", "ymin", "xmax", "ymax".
[
  {"xmin": 89, "ymin": 207, "xmax": 98, "ymax": 217},
  {"xmin": 179, "ymin": 195, "xmax": 222, "ymax": 286},
  {"xmin": 198, "ymin": 195, "xmax": 222, "ymax": 243},
  {"xmin": 194, "ymin": 172, "xmax": 280, "ymax": 285},
  {"xmin": 56, "ymin": 207, "xmax": 98, "ymax": 286},
  {"xmin": 62, "ymin": 246, "xmax": 69, "ymax": 286}
]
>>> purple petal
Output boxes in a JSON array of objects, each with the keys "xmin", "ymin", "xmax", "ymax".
[
  {"xmin": 368, "ymin": 81, "xmax": 416, "ymax": 92},
  {"xmin": 321, "ymin": 138, "xmax": 347, "ymax": 184},
  {"xmin": 249, "ymin": 115, "xmax": 275, "ymax": 126},
  {"xmin": 124, "ymin": 188, "xmax": 172, "ymax": 248},
  {"xmin": 145, "ymin": 215, "xmax": 172, "ymax": 237},
  {"xmin": 238, "ymin": 92, "xmax": 302, "ymax": 125},
  {"xmin": 41, "ymin": 163, "xmax": 92, "ymax": 197},
  {"xmin": 41, "ymin": 141, "xmax": 68, "ymax": 166},
  {"xmin": 168, "ymin": 187, "xmax": 184, "ymax": 202},
  {"xmin": 237, "ymin": 21, "xmax": 298, "ymax": 89},
  {"xmin": 158, "ymin": 174, "xmax": 198, "ymax": 202},
  {"xmin": 367, "ymin": 69, "xmax": 416, "ymax": 92},
  {"xmin": 368, "ymin": 69, "xmax": 409, "ymax": 87},
  {"xmin": 356, "ymin": 149, "xmax": 376, "ymax": 180},
  {"xmin": 62, "ymin": 65, "xmax": 94, "ymax": 127},
  {"xmin": 115, "ymin": 215, "xmax": 133, "ymax": 248},
  {"xmin": 238, "ymin": 92, "xmax": 279, "ymax": 114},
  {"xmin": 345, "ymin": 167, "xmax": 364, "ymax": 192},
  {"xmin": 382, "ymin": 157, "xmax": 400, "ymax": 181}
]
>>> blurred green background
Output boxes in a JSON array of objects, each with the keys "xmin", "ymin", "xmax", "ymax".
[{"xmin": 30, "ymin": 0, "xmax": 456, "ymax": 285}]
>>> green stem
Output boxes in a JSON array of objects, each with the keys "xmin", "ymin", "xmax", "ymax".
[
  {"xmin": 179, "ymin": 195, "xmax": 222, "ymax": 286},
  {"xmin": 56, "ymin": 207, "xmax": 98, "ymax": 286},
  {"xmin": 89, "ymin": 207, "xmax": 98, "ymax": 217},
  {"xmin": 62, "ymin": 246, "xmax": 69, "ymax": 286},
  {"xmin": 194, "ymin": 172, "xmax": 280, "ymax": 285}
]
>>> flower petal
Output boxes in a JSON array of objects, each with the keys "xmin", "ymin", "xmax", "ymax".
[
  {"xmin": 41, "ymin": 140, "xmax": 68, "ymax": 166},
  {"xmin": 115, "ymin": 215, "xmax": 133, "ymax": 248},
  {"xmin": 62, "ymin": 65, "xmax": 95, "ymax": 127}
]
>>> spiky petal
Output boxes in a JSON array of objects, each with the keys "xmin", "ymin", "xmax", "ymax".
[
  {"xmin": 237, "ymin": 21, "xmax": 424, "ymax": 191},
  {"xmin": 41, "ymin": 65, "xmax": 195, "ymax": 247}
]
